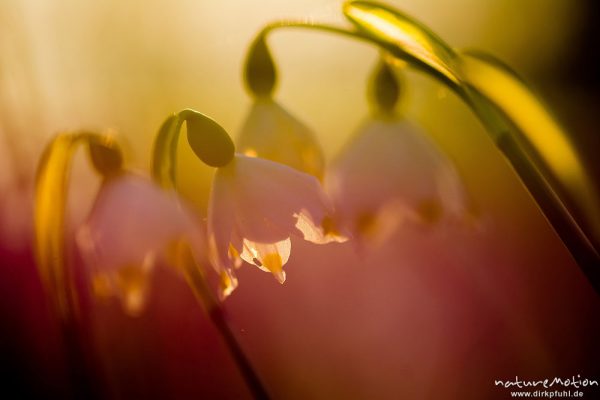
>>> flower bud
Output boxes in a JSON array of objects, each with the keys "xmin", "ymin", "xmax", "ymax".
[
  {"xmin": 371, "ymin": 61, "xmax": 400, "ymax": 114},
  {"xmin": 88, "ymin": 139, "xmax": 123, "ymax": 177},
  {"xmin": 244, "ymin": 35, "xmax": 277, "ymax": 98},
  {"xmin": 183, "ymin": 110, "xmax": 235, "ymax": 167}
]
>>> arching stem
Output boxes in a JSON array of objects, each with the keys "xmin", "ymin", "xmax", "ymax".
[
  {"xmin": 250, "ymin": 6, "xmax": 600, "ymax": 293},
  {"xmin": 34, "ymin": 131, "xmax": 122, "ymax": 398}
]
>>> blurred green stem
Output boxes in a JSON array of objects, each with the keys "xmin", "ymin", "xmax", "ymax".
[{"xmin": 179, "ymin": 245, "xmax": 270, "ymax": 400}]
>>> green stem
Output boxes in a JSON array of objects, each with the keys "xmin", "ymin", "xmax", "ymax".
[
  {"xmin": 152, "ymin": 114, "xmax": 270, "ymax": 399},
  {"xmin": 255, "ymin": 20, "xmax": 458, "ymax": 91},
  {"xmin": 343, "ymin": 1, "xmax": 600, "ymax": 292},
  {"xmin": 260, "ymin": 21, "xmax": 366, "ymax": 41},
  {"xmin": 255, "ymin": 6, "xmax": 600, "ymax": 293},
  {"xmin": 180, "ymin": 246, "xmax": 270, "ymax": 400},
  {"xmin": 35, "ymin": 131, "xmax": 121, "ymax": 398}
]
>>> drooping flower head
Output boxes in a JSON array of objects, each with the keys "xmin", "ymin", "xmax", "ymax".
[
  {"xmin": 240, "ymin": 33, "xmax": 325, "ymax": 178},
  {"xmin": 325, "ymin": 61, "xmax": 470, "ymax": 246},
  {"xmin": 237, "ymin": 99, "xmax": 325, "ymax": 178},
  {"xmin": 326, "ymin": 118, "xmax": 468, "ymax": 242},
  {"xmin": 153, "ymin": 109, "xmax": 345, "ymax": 299},
  {"xmin": 77, "ymin": 172, "xmax": 206, "ymax": 315},
  {"xmin": 208, "ymin": 154, "xmax": 345, "ymax": 297}
]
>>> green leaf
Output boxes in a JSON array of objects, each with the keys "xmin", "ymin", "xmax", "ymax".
[
  {"xmin": 343, "ymin": 0, "xmax": 460, "ymax": 87},
  {"xmin": 342, "ymin": 0, "xmax": 600, "ymax": 289}
]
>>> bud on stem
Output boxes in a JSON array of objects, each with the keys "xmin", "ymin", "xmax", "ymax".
[
  {"xmin": 244, "ymin": 35, "xmax": 278, "ymax": 98},
  {"xmin": 370, "ymin": 61, "xmax": 400, "ymax": 114}
]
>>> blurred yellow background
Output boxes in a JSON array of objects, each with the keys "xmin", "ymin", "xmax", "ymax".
[
  {"xmin": 0, "ymin": 0, "xmax": 588, "ymax": 227},
  {"xmin": 2, "ymin": 2, "xmax": 600, "ymax": 399}
]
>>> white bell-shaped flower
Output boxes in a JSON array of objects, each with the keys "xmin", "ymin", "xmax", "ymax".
[
  {"xmin": 77, "ymin": 172, "xmax": 206, "ymax": 315},
  {"xmin": 237, "ymin": 99, "xmax": 325, "ymax": 177},
  {"xmin": 208, "ymin": 154, "xmax": 346, "ymax": 298},
  {"xmin": 325, "ymin": 117, "xmax": 469, "ymax": 246}
]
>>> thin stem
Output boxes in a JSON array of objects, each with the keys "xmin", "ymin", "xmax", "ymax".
[
  {"xmin": 258, "ymin": 21, "xmax": 399, "ymax": 57},
  {"xmin": 180, "ymin": 246, "xmax": 270, "ymax": 400},
  {"xmin": 152, "ymin": 115, "xmax": 269, "ymax": 399},
  {"xmin": 35, "ymin": 132, "xmax": 121, "ymax": 320},
  {"xmin": 255, "ymin": 20, "xmax": 455, "ymax": 90},
  {"xmin": 260, "ymin": 21, "xmax": 366, "ymax": 41}
]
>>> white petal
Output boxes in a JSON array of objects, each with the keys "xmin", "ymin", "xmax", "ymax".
[
  {"xmin": 76, "ymin": 173, "xmax": 205, "ymax": 313},
  {"xmin": 326, "ymin": 118, "xmax": 468, "ymax": 236},
  {"xmin": 207, "ymin": 168, "xmax": 239, "ymax": 272},
  {"xmin": 207, "ymin": 154, "xmax": 340, "ymax": 288},
  {"xmin": 237, "ymin": 99, "xmax": 325, "ymax": 177},
  {"xmin": 218, "ymin": 269, "xmax": 239, "ymax": 300},
  {"xmin": 215, "ymin": 155, "xmax": 333, "ymax": 243},
  {"xmin": 239, "ymin": 237, "xmax": 291, "ymax": 283},
  {"xmin": 436, "ymin": 161, "xmax": 468, "ymax": 217},
  {"xmin": 294, "ymin": 211, "xmax": 348, "ymax": 244},
  {"xmin": 77, "ymin": 173, "xmax": 202, "ymax": 271}
]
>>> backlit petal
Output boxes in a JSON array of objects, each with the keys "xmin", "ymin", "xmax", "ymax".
[
  {"xmin": 326, "ymin": 118, "xmax": 468, "ymax": 241},
  {"xmin": 239, "ymin": 237, "xmax": 291, "ymax": 283},
  {"xmin": 237, "ymin": 99, "xmax": 325, "ymax": 177},
  {"xmin": 294, "ymin": 212, "xmax": 348, "ymax": 244},
  {"xmin": 215, "ymin": 155, "xmax": 333, "ymax": 243},
  {"xmin": 77, "ymin": 173, "xmax": 206, "ymax": 313},
  {"xmin": 208, "ymin": 154, "xmax": 341, "ymax": 287}
]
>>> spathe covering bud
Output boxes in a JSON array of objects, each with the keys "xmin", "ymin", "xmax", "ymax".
[
  {"xmin": 371, "ymin": 61, "xmax": 400, "ymax": 114},
  {"xmin": 237, "ymin": 99, "xmax": 325, "ymax": 178},
  {"xmin": 88, "ymin": 138, "xmax": 123, "ymax": 176},
  {"xmin": 183, "ymin": 110, "xmax": 235, "ymax": 168},
  {"xmin": 244, "ymin": 35, "xmax": 278, "ymax": 98}
]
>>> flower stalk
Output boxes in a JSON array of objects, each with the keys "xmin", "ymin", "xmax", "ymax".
[
  {"xmin": 34, "ymin": 131, "xmax": 122, "ymax": 398},
  {"xmin": 152, "ymin": 110, "xmax": 271, "ymax": 399},
  {"xmin": 370, "ymin": 60, "xmax": 401, "ymax": 115},
  {"xmin": 245, "ymin": 1, "xmax": 600, "ymax": 293},
  {"xmin": 35, "ymin": 131, "xmax": 122, "ymax": 320},
  {"xmin": 244, "ymin": 22, "xmax": 380, "ymax": 99},
  {"xmin": 177, "ymin": 242, "xmax": 270, "ymax": 400},
  {"xmin": 152, "ymin": 109, "xmax": 234, "ymax": 190}
]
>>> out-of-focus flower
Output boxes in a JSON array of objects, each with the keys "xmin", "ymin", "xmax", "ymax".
[
  {"xmin": 240, "ymin": 34, "xmax": 325, "ymax": 178},
  {"xmin": 208, "ymin": 154, "xmax": 346, "ymax": 297},
  {"xmin": 325, "ymin": 61, "xmax": 470, "ymax": 247},
  {"xmin": 77, "ymin": 172, "xmax": 206, "ymax": 315},
  {"xmin": 325, "ymin": 116, "xmax": 469, "ymax": 246},
  {"xmin": 237, "ymin": 99, "xmax": 325, "ymax": 177}
]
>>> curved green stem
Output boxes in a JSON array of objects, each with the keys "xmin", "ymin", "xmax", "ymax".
[
  {"xmin": 341, "ymin": 0, "xmax": 600, "ymax": 292},
  {"xmin": 35, "ymin": 132, "xmax": 122, "ymax": 320},
  {"xmin": 246, "ymin": 21, "xmax": 404, "ymax": 99},
  {"xmin": 34, "ymin": 131, "xmax": 122, "ymax": 399},
  {"xmin": 251, "ymin": 1, "xmax": 600, "ymax": 293},
  {"xmin": 253, "ymin": 19, "xmax": 458, "ymax": 93},
  {"xmin": 152, "ymin": 113, "xmax": 185, "ymax": 190},
  {"xmin": 152, "ymin": 109, "xmax": 208, "ymax": 189},
  {"xmin": 260, "ymin": 21, "xmax": 367, "ymax": 41},
  {"xmin": 179, "ymin": 244, "xmax": 270, "ymax": 400},
  {"xmin": 152, "ymin": 109, "xmax": 234, "ymax": 189}
]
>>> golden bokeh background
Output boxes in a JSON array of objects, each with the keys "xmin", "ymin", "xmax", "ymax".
[{"xmin": 1, "ymin": 1, "xmax": 599, "ymax": 399}]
